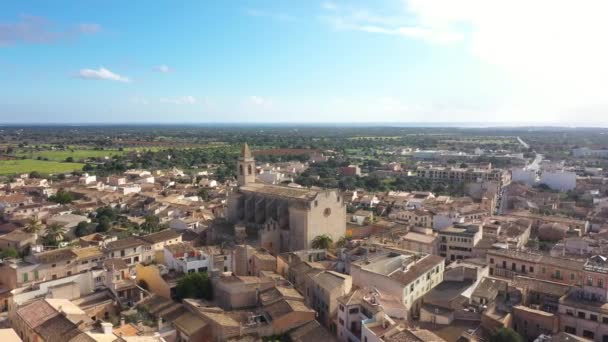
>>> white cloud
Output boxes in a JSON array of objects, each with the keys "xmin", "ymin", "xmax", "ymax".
[
  {"xmin": 248, "ymin": 96, "xmax": 273, "ymax": 107},
  {"xmin": 77, "ymin": 67, "xmax": 130, "ymax": 83},
  {"xmin": 154, "ymin": 65, "xmax": 172, "ymax": 73},
  {"xmin": 160, "ymin": 96, "xmax": 198, "ymax": 105},
  {"xmin": 246, "ymin": 9, "xmax": 295, "ymax": 22},
  {"xmin": 320, "ymin": 4, "xmax": 462, "ymax": 44},
  {"xmin": 77, "ymin": 23, "xmax": 101, "ymax": 34},
  {"xmin": 321, "ymin": 2, "xmax": 338, "ymax": 11},
  {"xmin": 131, "ymin": 96, "xmax": 149, "ymax": 105},
  {"xmin": 403, "ymin": 0, "xmax": 608, "ymax": 123}
]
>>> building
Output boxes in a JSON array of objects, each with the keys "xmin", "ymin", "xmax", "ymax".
[
  {"xmin": 557, "ymin": 255, "xmax": 608, "ymax": 341},
  {"xmin": 303, "ymin": 270, "xmax": 352, "ymax": 330},
  {"xmin": 416, "ymin": 165, "xmax": 510, "ymax": 184},
  {"xmin": 400, "ymin": 232, "xmax": 440, "ymax": 255},
  {"xmin": 572, "ymin": 147, "xmax": 608, "ymax": 158},
  {"xmin": 227, "ymin": 144, "xmax": 346, "ymax": 253},
  {"xmin": 103, "ymin": 236, "xmax": 153, "ymax": 266},
  {"xmin": 438, "ymin": 223, "xmax": 483, "ymax": 261},
  {"xmin": 340, "ymin": 165, "xmax": 361, "ymax": 177},
  {"xmin": 540, "ymin": 169, "xmax": 577, "ymax": 192},
  {"xmin": 487, "ymin": 249, "xmax": 584, "ymax": 286},
  {"xmin": 350, "ymin": 249, "xmax": 444, "ymax": 318}
]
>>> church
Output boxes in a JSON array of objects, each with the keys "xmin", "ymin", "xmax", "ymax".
[{"xmin": 226, "ymin": 143, "xmax": 346, "ymax": 254}]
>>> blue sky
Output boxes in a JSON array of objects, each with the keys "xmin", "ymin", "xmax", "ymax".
[{"xmin": 1, "ymin": 0, "xmax": 607, "ymax": 125}]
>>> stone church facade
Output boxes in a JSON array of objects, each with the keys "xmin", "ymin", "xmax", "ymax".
[{"xmin": 227, "ymin": 144, "xmax": 346, "ymax": 254}]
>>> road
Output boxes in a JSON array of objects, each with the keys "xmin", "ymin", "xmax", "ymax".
[{"xmin": 517, "ymin": 136, "xmax": 529, "ymax": 149}]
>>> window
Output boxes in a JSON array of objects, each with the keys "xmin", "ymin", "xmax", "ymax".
[
  {"xmin": 591, "ymin": 314, "xmax": 598, "ymax": 322},
  {"xmin": 133, "ymin": 256, "xmax": 139, "ymax": 263},
  {"xmin": 339, "ymin": 318, "xmax": 344, "ymax": 326},
  {"xmin": 578, "ymin": 311, "xmax": 586, "ymax": 319},
  {"xmin": 52, "ymin": 264, "xmax": 56, "ymax": 268},
  {"xmin": 502, "ymin": 261, "xmax": 507, "ymax": 268},
  {"xmin": 67, "ymin": 271, "xmax": 72, "ymax": 276},
  {"xmin": 602, "ymin": 317, "xmax": 608, "ymax": 324},
  {"xmin": 542, "ymin": 267, "xmax": 546, "ymax": 274},
  {"xmin": 530, "ymin": 266, "xmax": 534, "ymax": 273},
  {"xmin": 22, "ymin": 273, "xmax": 28, "ymax": 283},
  {"xmin": 566, "ymin": 309, "xmax": 574, "ymax": 316},
  {"xmin": 588, "ymin": 276, "xmax": 594, "ymax": 286},
  {"xmin": 34, "ymin": 270, "xmax": 39, "ymax": 280},
  {"xmin": 66, "ymin": 260, "xmax": 71, "ymax": 264},
  {"xmin": 583, "ymin": 330, "xmax": 595, "ymax": 339},
  {"xmin": 349, "ymin": 308, "xmax": 359, "ymax": 314},
  {"xmin": 599, "ymin": 279, "xmax": 604, "ymax": 289},
  {"xmin": 521, "ymin": 265, "xmax": 526, "ymax": 272},
  {"xmin": 339, "ymin": 305, "xmax": 344, "ymax": 312},
  {"xmin": 571, "ymin": 273, "xmax": 575, "ymax": 280},
  {"xmin": 490, "ymin": 258, "xmax": 494, "ymax": 264},
  {"xmin": 564, "ymin": 326, "xmax": 576, "ymax": 334}
]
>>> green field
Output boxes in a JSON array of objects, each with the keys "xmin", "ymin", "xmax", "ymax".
[
  {"xmin": 17, "ymin": 149, "xmax": 126, "ymax": 162},
  {"xmin": 0, "ymin": 159, "xmax": 85, "ymax": 175}
]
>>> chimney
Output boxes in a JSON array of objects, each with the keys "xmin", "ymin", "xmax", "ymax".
[
  {"xmin": 120, "ymin": 316, "xmax": 125, "ymax": 327},
  {"xmin": 101, "ymin": 322, "xmax": 113, "ymax": 335},
  {"xmin": 157, "ymin": 317, "xmax": 163, "ymax": 331}
]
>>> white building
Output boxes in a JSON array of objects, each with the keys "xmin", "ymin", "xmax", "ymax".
[
  {"xmin": 349, "ymin": 249, "xmax": 444, "ymax": 318},
  {"xmin": 540, "ymin": 170, "xmax": 577, "ymax": 192},
  {"xmin": 79, "ymin": 173, "xmax": 97, "ymax": 185},
  {"xmin": 512, "ymin": 168, "xmax": 538, "ymax": 187}
]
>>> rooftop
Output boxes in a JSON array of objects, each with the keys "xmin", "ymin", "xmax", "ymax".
[
  {"xmin": 239, "ymin": 183, "xmax": 320, "ymax": 201},
  {"xmin": 139, "ymin": 229, "xmax": 181, "ymax": 244}
]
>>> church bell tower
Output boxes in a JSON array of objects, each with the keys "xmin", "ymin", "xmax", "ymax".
[{"xmin": 237, "ymin": 143, "xmax": 256, "ymax": 186}]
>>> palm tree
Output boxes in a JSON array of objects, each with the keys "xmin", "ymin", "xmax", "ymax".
[
  {"xmin": 24, "ymin": 217, "xmax": 43, "ymax": 240},
  {"xmin": 44, "ymin": 223, "xmax": 64, "ymax": 247},
  {"xmin": 335, "ymin": 235, "xmax": 351, "ymax": 248},
  {"xmin": 311, "ymin": 234, "xmax": 333, "ymax": 250}
]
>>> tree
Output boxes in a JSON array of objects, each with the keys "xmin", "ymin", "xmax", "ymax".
[
  {"xmin": 311, "ymin": 234, "xmax": 333, "ymax": 250},
  {"xmin": 141, "ymin": 215, "xmax": 163, "ymax": 233},
  {"xmin": 0, "ymin": 247, "xmax": 19, "ymax": 259},
  {"xmin": 197, "ymin": 188, "xmax": 209, "ymax": 201},
  {"xmin": 43, "ymin": 223, "xmax": 64, "ymax": 247},
  {"xmin": 490, "ymin": 328, "xmax": 523, "ymax": 342},
  {"xmin": 175, "ymin": 272, "xmax": 213, "ymax": 301},
  {"xmin": 75, "ymin": 221, "xmax": 95, "ymax": 237},
  {"xmin": 29, "ymin": 171, "xmax": 41, "ymax": 179},
  {"xmin": 23, "ymin": 217, "xmax": 43, "ymax": 236},
  {"xmin": 65, "ymin": 156, "xmax": 75, "ymax": 163},
  {"xmin": 335, "ymin": 235, "xmax": 351, "ymax": 248},
  {"xmin": 49, "ymin": 190, "xmax": 73, "ymax": 204}
]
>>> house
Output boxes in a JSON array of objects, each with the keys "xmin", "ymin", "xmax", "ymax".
[
  {"xmin": 303, "ymin": 270, "xmax": 352, "ymax": 329},
  {"xmin": 350, "ymin": 210, "xmax": 373, "ymax": 226},
  {"xmin": 350, "ymin": 249, "xmax": 445, "ymax": 319},
  {"xmin": 138, "ymin": 229, "xmax": 182, "ymax": 263},
  {"xmin": 163, "ymin": 242, "xmax": 210, "ymax": 274},
  {"xmin": 0, "ymin": 230, "xmax": 36, "ymax": 253},
  {"xmin": 400, "ymin": 231, "xmax": 440, "ymax": 255},
  {"xmin": 103, "ymin": 236, "xmax": 152, "ymax": 266},
  {"xmin": 438, "ymin": 223, "xmax": 483, "ymax": 261},
  {"xmin": 102, "ymin": 258, "xmax": 139, "ymax": 307}
]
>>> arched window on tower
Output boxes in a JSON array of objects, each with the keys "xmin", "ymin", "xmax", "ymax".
[
  {"xmin": 239, "ymin": 165, "xmax": 243, "ymax": 175},
  {"xmin": 248, "ymin": 164, "xmax": 252, "ymax": 175}
]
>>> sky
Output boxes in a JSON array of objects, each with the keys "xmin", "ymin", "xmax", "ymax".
[{"xmin": 1, "ymin": 0, "xmax": 608, "ymax": 125}]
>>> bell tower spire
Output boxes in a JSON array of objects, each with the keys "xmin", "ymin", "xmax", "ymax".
[{"xmin": 237, "ymin": 143, "xmax": 255, "ymax": 186}]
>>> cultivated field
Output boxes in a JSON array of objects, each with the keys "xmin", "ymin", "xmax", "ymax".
[{"xmin": 0, "ymin": 159, "xmax": 85, "ymax": 175}]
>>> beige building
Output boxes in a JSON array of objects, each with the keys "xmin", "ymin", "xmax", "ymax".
[
  {"xmin": 303, "ymin": 270, "xmax": 352, "ymax": 330},
  {"xmin": 350, "ymin": 249, "xmax": 444, "ymax": 318},
  {"xmin": 227, "ymin": 144, "xmax": 346, "ymax": 253},
  {"xmin": 400, "ymin": 232, "xmax": 440, "ymax": 255},
  {"xmin": 438, "ymin": 223, "xmax": 483, "ymax": 262}
]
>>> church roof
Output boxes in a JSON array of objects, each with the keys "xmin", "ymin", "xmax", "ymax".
[
  {"xmin": 241, "ymin": 143, "xmax": 252, "ymax": 158},
  {"xmin": 239, "ymin": 183, "xmax": 320, "ymax": 201}
]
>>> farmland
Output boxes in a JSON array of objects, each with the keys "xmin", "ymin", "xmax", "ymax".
[{"xmin": 0, "ymin": 159, "xmax": 85, "ymax": 175}]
